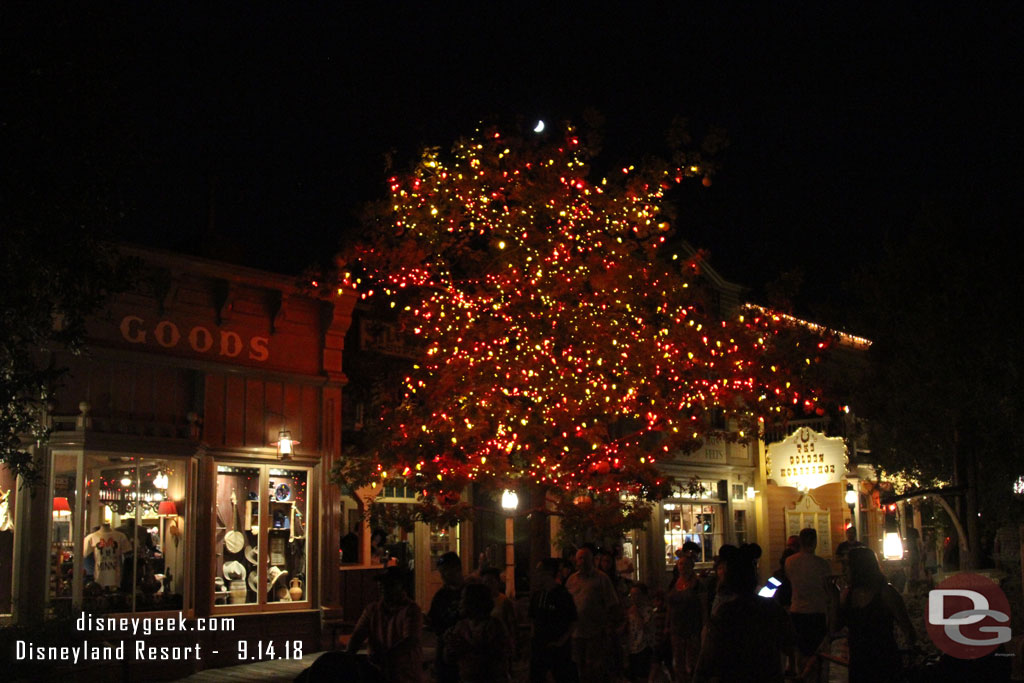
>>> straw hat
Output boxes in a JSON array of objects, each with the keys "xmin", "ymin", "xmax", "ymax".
[
  {"xmin": 267, "ymin": 566, "xmax": 289, "ymax": 591},
  {"xmin": 224, "ymin": 529, "xmax": 244, "ymax": 554}
]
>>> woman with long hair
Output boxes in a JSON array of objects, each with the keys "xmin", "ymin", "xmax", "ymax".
[
  {"xmin": 665, "ymin": 547, "xmax": 707, "ymax": 681},
  {"xmin": 693, "ymin": 544, "xmax": 796, "ymax": 683},
  {"xmin": 839, "ymin": 546, "xmax": 916, "ymax": 682}
]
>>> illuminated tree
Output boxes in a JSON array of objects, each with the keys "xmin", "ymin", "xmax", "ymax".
[{"xmin": 333, "ymin": 123, "xmax": 828, "ymax": 523}]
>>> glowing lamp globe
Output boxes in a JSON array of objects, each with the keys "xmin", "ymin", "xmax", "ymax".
[
  {"xmin": 883, "ymin": 532, "xmax": 904, "ymax": 561},
  {"xmin": 501, "ymin": 489, "xmax": 519, "ymax": 511},
  {"xmin": 845, "ymin": 486, "xmax": 858, "ymax": 506}
]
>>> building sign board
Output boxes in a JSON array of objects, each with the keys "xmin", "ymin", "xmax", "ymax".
[
  {"xmin": 767, "ymin": 426, "xmax": 848, "ymax": 491},
  {"xmin": 119, "ymin": 315, "xmax": 270, "ymax": 361}
]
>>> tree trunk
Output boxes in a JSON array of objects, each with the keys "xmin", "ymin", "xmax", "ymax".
[{"xmin": 954, "ymin": 425, "xmax": 981, "ymax": 570}]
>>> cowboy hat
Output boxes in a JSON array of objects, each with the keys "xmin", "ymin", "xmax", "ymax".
[
  {"xmin": 223, "ymin": 560, "xmax": 246, "ymax": 581},
  {"xmin": 267, "ymin": 566, "xmax": 289, "ymax": 591}
]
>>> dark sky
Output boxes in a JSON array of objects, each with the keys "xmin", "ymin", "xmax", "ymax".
[{"xmin": 6, "ymin": 4, "xmax": 1022, "ymax": 327}]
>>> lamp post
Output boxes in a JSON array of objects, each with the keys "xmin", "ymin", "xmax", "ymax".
[
  {"xmin": 501, "ymin": 489, "xmax": 518, "ymax": 599},
  {"xmin": 845, "ymin": 483, "xmax": 858, "ymax": 540}
]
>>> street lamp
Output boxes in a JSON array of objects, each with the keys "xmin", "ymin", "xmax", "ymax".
[
  {"xmin": 883, "ymin": 505, "xmax": 903, "ymax": 561},
  {"xmin": 845, "ymin": 483, "xmax": 858, "ymax": 539},
  {"xmin": 501, "ymin": 489, "xmax": 518, "ymax": 599}
]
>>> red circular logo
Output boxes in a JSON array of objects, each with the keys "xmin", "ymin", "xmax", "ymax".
[{"xmin": 926, "ymin": 572, "xmax": 1012, "ymax": 659}]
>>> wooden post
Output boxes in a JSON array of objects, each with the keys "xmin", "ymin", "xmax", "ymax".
[
  {"xmin": 505, "ymin": 516, "xmax": 515, "ymax": 599},
  {"xmin": 11, "ymin": 446, "xmax": 50, "ymax": 625}
]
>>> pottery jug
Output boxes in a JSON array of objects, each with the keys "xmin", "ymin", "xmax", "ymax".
[
  {"xmin": 229, "ymin": 580, "xmax": 247, "ymax": 604},
  {"xmin": 289, "ymin": 577, "xmax": 303, "ymax": 601}
]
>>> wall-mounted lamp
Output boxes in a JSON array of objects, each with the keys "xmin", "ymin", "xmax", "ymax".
[
  {"xmin": 746, "ymin": 486, "xmax": 757, "ymax": 500},
  {"xmin": 272, "ymin": 429, "xmax": 300, "ymax": 461},
  {"xmin": 120, "ymin": 471, "xmax": 133, "ymax": 487},
  {"xmin": 159, "ymin": 500, "xmax": 181, "ymax": 550}
]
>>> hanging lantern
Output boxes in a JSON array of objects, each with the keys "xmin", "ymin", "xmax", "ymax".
[
  {"xmin": 883, "ymin": 531, "xmax": 904, "ymax": 561},
  {"xmin": 272, "ymin": 429, "xmax": 300, "ymax": 460}
]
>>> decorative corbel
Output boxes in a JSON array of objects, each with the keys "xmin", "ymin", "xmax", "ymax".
[
  {"xmin": 151, "ymin": 269, "xmax": 181, "ymax": 314},
  {"xmin": 214, "ymin": 280, "xmax": 238, "ymax": 325},
  {"xmin": 270, "ymin": 291, "xmax": 290, "ymax": 334}
]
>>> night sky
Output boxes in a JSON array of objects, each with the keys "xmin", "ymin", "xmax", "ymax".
[{"xmin": 6, "ymin": 4, "xmax": 1022, "ymax": 328}]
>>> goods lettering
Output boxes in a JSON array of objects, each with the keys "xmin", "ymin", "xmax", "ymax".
[{"xmin": 119, "ymin": 316, "xmax": 269, "ymax": 362}]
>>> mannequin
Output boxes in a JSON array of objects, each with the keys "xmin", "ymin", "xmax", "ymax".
[{"xmin": 83, "ymin": 522, "xmax": 130, "ymax": 589}]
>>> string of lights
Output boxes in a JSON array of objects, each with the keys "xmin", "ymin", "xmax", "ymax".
[{"xmin": 334, "ymin": 124, "xmax": 830, "ymax": 507}]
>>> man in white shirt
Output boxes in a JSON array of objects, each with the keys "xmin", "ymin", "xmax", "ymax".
[
  {"xmin": 566, "ymin": 545, "xmax": 619, "ymax": 683},
  {"xmin": 784, "ymin": 528, "xmax": 833, "ymax": 667}
]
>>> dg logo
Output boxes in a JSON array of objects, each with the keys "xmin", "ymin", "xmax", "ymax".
[{"xmin": 926, "ymin": 572, "xmax": 1012, "ymax": 659}]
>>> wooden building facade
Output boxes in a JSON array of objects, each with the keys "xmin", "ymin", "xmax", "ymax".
[{"xmin": 6, "ymin": 246, "xmax": 356, "ymax": 677}]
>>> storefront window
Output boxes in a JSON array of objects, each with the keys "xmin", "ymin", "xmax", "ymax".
[
  {"xmin": 216, "ymin": 465, "xmax": 261, "ymax": 606},
  {"xmin": 1, "ymin": 465, "xmax": 16, "ymax": 617},
  {"xmin": 267, "ymin": 467, "xmax": 308, "ymax": 603},
  {"xmin": 50, "ymin": 453, "xmax": 80, "ymax": 612},
  {"xmin": 734, "ymin": 509, "xmax": 747, "ymax": 546},
  {"xmin": 663, "ymin": 502, "xmax": 723, "ymax": 566},
  {"xmin": 72, "ymin": 454, "xmax": 190, "ymax": 614},
  {"xmin": 215, "ymin": 464, "xmax": 310, "ymax": 609}
]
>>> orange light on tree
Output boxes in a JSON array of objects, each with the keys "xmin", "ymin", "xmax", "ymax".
[{"xmin": 331, "ymin": 122, "xmax": 830, "ymax": 524}]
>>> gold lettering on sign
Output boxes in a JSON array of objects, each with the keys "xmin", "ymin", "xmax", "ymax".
[
  {"xmin": 248, "ymin": 336, "xmax": 269, "ymax": 361},
  {"xmin": 155, "ymin": 321, "xmax": 181, "ymax": 348},
  {"xmin": 118, "ymin": 315, "xmax": 270, "ymax": 363},
  {"xmin": 120, "ymin": 316, "xmax": 146, "ymax": 343},
  {"xmin": 219, "ymin": 331, "xmax": 243, "ymax": 358},
  {"xmin": 188, "ymin": 326, "xmax": 214, "ymax": 353}
]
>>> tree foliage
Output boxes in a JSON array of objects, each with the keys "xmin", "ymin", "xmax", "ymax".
[
  {"xmin": 855, "ymin": 202, "xmax": 1024, "ymax": 528},
  {"xmin": 0, "ymin": 229, "xmax": 133, "ymax": 486},
  {"xmin": 332, "ymin": 122, "xmax": 829, "ymax": 522}
]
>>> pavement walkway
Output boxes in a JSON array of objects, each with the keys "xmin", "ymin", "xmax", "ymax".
[
  {"xmin": 171, "ymin": 651, "xmax": 320, "ymax": 682},
  {"xmin": 171, "ymin": 632, "xmax": 440, "ymax": 682}
]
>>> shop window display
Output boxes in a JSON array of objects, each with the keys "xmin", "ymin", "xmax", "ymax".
[
  {"xmin": 215, "ymin": 465, "xmax": 308, "ymax": 609},
  {"xmin": 1, "ymin": 468, "xmax": 16, "ymax": 616},
  {"xmin": 51, "ymin": 454, "xmax": 190, "ymax": 614},
  {"xmin": 663, "ymin": 502, "xmax": 723, "ymax": 566}
]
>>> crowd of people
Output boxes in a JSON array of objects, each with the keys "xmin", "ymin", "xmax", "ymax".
[{"xmin": 330, "ymin": 527, "xmax": 918, "ymax": 683}]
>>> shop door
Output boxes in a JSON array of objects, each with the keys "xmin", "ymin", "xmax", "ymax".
[{"xmin": 417, "ymin": 523, "xmax": 460, "ymax": 608}]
